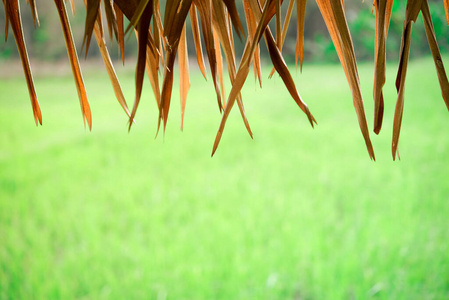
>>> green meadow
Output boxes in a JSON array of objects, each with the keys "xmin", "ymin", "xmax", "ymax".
[{"xmin": 1, "ymin": 57, "xmax": 448, "ymax": 299}]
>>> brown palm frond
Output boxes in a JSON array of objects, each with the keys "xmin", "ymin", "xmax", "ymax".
[
  {"xmin": 4, "ymin": 0, "xmax": 449, "ymax": 159},
  {"xmin": 190, "ymin": 5, "xmax": 207, "ymax": 80},
  {"xmin": 179, "ymin": 24, "xmax": 190, "ymax": 130},
  {"xmin": 3, "ymin": 0, "xmax": 42, "ymax": 126},
  {"xmin": 372, "ymin": 0, "xmax": 393, "ymax": 134},
  {"xmin": 54, "ymin": 0, "xmax": 92, "ymax": 130},
  {"xmin": 316, "ymin": 0, "xmax": 375, "ymax": 160},
  {"xmin": 193, "ymin": 0, "xmax": 223, "ymax": 113},
  {"xmin": 296, "ymin": 0, "xmax": 307, "ymax": 71}
]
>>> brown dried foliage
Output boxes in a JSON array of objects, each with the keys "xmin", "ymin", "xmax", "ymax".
[{"xmin": 2, "ymin": 0, "xmax": 449, "ymax": 159}]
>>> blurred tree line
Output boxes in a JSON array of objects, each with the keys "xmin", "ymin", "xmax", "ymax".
[{"xmin": 1, "ymin": 0, "xmax": 448, "ymax": 63}]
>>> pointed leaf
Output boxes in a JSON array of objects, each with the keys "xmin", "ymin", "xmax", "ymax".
[
  {"xmin": 193, "ymin": 0, "xmax": 223, "ymax": 112},
  {"xmin": 128, "ymin": 1, "xmax": 153, "ymax": 129},
  {"xmin": 4, "ymin": 0, "xmax": 42, "ymax": 125},
  {"xmin": 54, "ymin": 0, "xmax": 92, "ymax": 129},
  {"xmin": 190, "ymin": 5, "xmax": 207, "ymax": 79},
  {"xmin": 296, "ymin": 0, "xmax": 307, "ymax": 70},
  {"xmin": 179, "ymin": 24, "xmax": 190, "ymax": 130},
  {"xmin": 316, "ymin": 0, "xmax": 375, "ymax": 160},
  {"xmin": 421, "ymin": 0, "xmax": 449, "ymax": 111},
  {"xmin": 392, "ymin": 0, "xmax": 423, "ymax": 159}
]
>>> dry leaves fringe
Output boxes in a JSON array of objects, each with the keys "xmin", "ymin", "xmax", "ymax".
[{"xmin": 2, "ymin": 0, "xmax": 449, "ymax": 159}]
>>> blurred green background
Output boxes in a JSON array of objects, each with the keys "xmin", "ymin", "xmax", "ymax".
[
  {"xmin": 1, "ymin": 57, "xmax": 449, "ymax": 298},
  {"xmin": 1, "ymin": 0, "xmax": 449, "ymax": 62},
  {"xmin": 1, "ymin": 0, "xmax": 449, "ymax": 299}
]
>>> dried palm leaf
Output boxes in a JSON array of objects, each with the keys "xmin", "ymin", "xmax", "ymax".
[
  {"xmin": 128, "ymin": 1, "xmax": 153, "ymax": 129},
  {"xmin": 269, "ymin": 0, "xmax": 295, "ymax": 78},
  {"xmin": 296, "ymin": 0, "xmax": 307, "ymax": 71},
  {"xmin": 190, "ymin": 5, "xmax": 208, "ymax": 79},
  {"xmin": 103, "ymin": 0, "xmax": 118, "ymax": 43},
  {"xmin": 87, "ymin": 0, "xmax": 131, "ymax": 119},
  {"xmin": 420, "ymin": 1, "xmax": 449, "ymax": 111},
  {"xmin": 212, "ymin": 1, "xmax": 253, "ymax": 136},
  {"xmin": 213, "ymin": 0, "xmax": 315, "ymax": 156},
  {"xmin": 54, "ymin": 0, "xmax": 92, "ymax": 129},
  {"xmin": 114, "ymin": 3, "xmax": 126, "ymax": 64},
  {"xmin": 3, "ymin": 0, "xmax": 42, "ymax": 125},
  {"xmin": 26, "ymin": 0, "xmax": 39, "ymax": 27},
  {"xmin": 392, "ymin": 0, "xmax": 423, "ymax": 160},
  {"xmin": 372, "ymin": 0, "xmax": 393, "ymax": 134},
  {"xmin": 82, "ymin": 0, "xmax": 101, "ymax": 55},
  {"xmin": 316, "ymin": 0, "xmax": 375, "ymax": 160},
  {"xmin": 179, "ymin": 24, "xmax": 190, "ymax": 130},
  {"xmin": 242, "ymin": 0, "xmax": 262, "ymax": 87},
  {"xmin": 222, "ymin": 0, "xmax": 245, "ymax": 39},
  {"xmin": 159, "ymin": 0, "xmax": 193, "ymax": 131},
  {"xmin": 6, "ymin": 0, "xmax": 449, "ymax": 159},
  {"xmin": 192, "ymin": 0, "xmax": 223, "ymax": 112}
]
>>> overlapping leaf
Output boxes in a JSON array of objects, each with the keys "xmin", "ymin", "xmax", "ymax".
[
  {"xmin": 372, "ymin": 0, "xmax": 393, "ymax": 134},
  {"xmin": 6, "ymin": 0, "xmax": 449, "ymax": 159},
  {"xmin": 392, "ymin": 0, "xmax": 449, "ymax": 160}
]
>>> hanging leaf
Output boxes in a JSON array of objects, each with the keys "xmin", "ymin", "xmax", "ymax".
[
  {"xmin": 392, "ymin": 0, "xmax": 423, "ymax": 160},
  {"xmin": 269, "ymin": 0, "xmax": 295, "ymax": 78},
  {"xmin": 26, "ymin": 0, "xmax": 40, "ymax": 27},
  {"xmin": 296, "ymin": 0, "xmax": 307, "ymax": 71},
  {"xmin": 114, "ymin": 3, "xmax": 126, "ymax": 64},
  {"xmin": 212, "ymin": 0, "xmax": 293, "ymax": 156},
  {"xmin": 86, "ymin": 0, "xmax": 131, "ymax": 119},
  {"xmin": 243, "ymin": 0, "xmax": 262, "ymax": 87},
  {"xmin": 222, "ymin": 0, "xmax": 245, "ymax": 39},
  {"xmin": 179, "ymin": 24, "xmax": 190, "ymax": 130},
  {"xmin": 3, "ymin": 0, "xmax": 42, "ymax": 125},
  {"xmin": 372, "ymin": 0, "xmax": 394, "ymax": 134},
  {"xmin": 212, "ymin": 1, "xmax": 253, "ymax": 137},
  {"xmin": 103, "ymin": 0, "xmax": 118, "ymax": 43},
  {"xmin": 54, "ymin": 0, "xmax": 92, "ymax": 129},
  {"xmin": 128, "ymin": 1, "xmax": 153, "ymax": 129},
  {"xmin": 190, "ymin": 5, "xmax": 208, "ymax": 80},
  {"xmin": 193, "ymin": 0, "xmax": 223, "ymax": 112},
  {"xmin": 420, "ymin": 0, "xmax": 449, "ymax": 111},
  {"xmin": 444, "ymin": 0, "xmax": 449, "ymax": 25},
  {"xmin": 316, "ymin": 0, "xmax": 375, "ymax": 160},
  {"xmin": 159, "ymin": 0, "xmax": 193, "ymax": 132},
  {"xmin": 82, "ymin": 0, "xmax": 101, "ymax": 55}
]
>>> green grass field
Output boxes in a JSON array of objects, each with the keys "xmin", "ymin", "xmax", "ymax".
[{"xmin": 1, "ymin": 57, "xmax": 448, "ymax": 299}]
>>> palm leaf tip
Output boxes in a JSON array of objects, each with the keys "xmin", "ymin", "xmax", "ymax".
[
  {"xmin": 6, "ymin": 0, "xmax": 449, "ymax": 159},
  {"xmin": 5, "ymin": 0, "xmax": 42, "ymax": 125}
]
